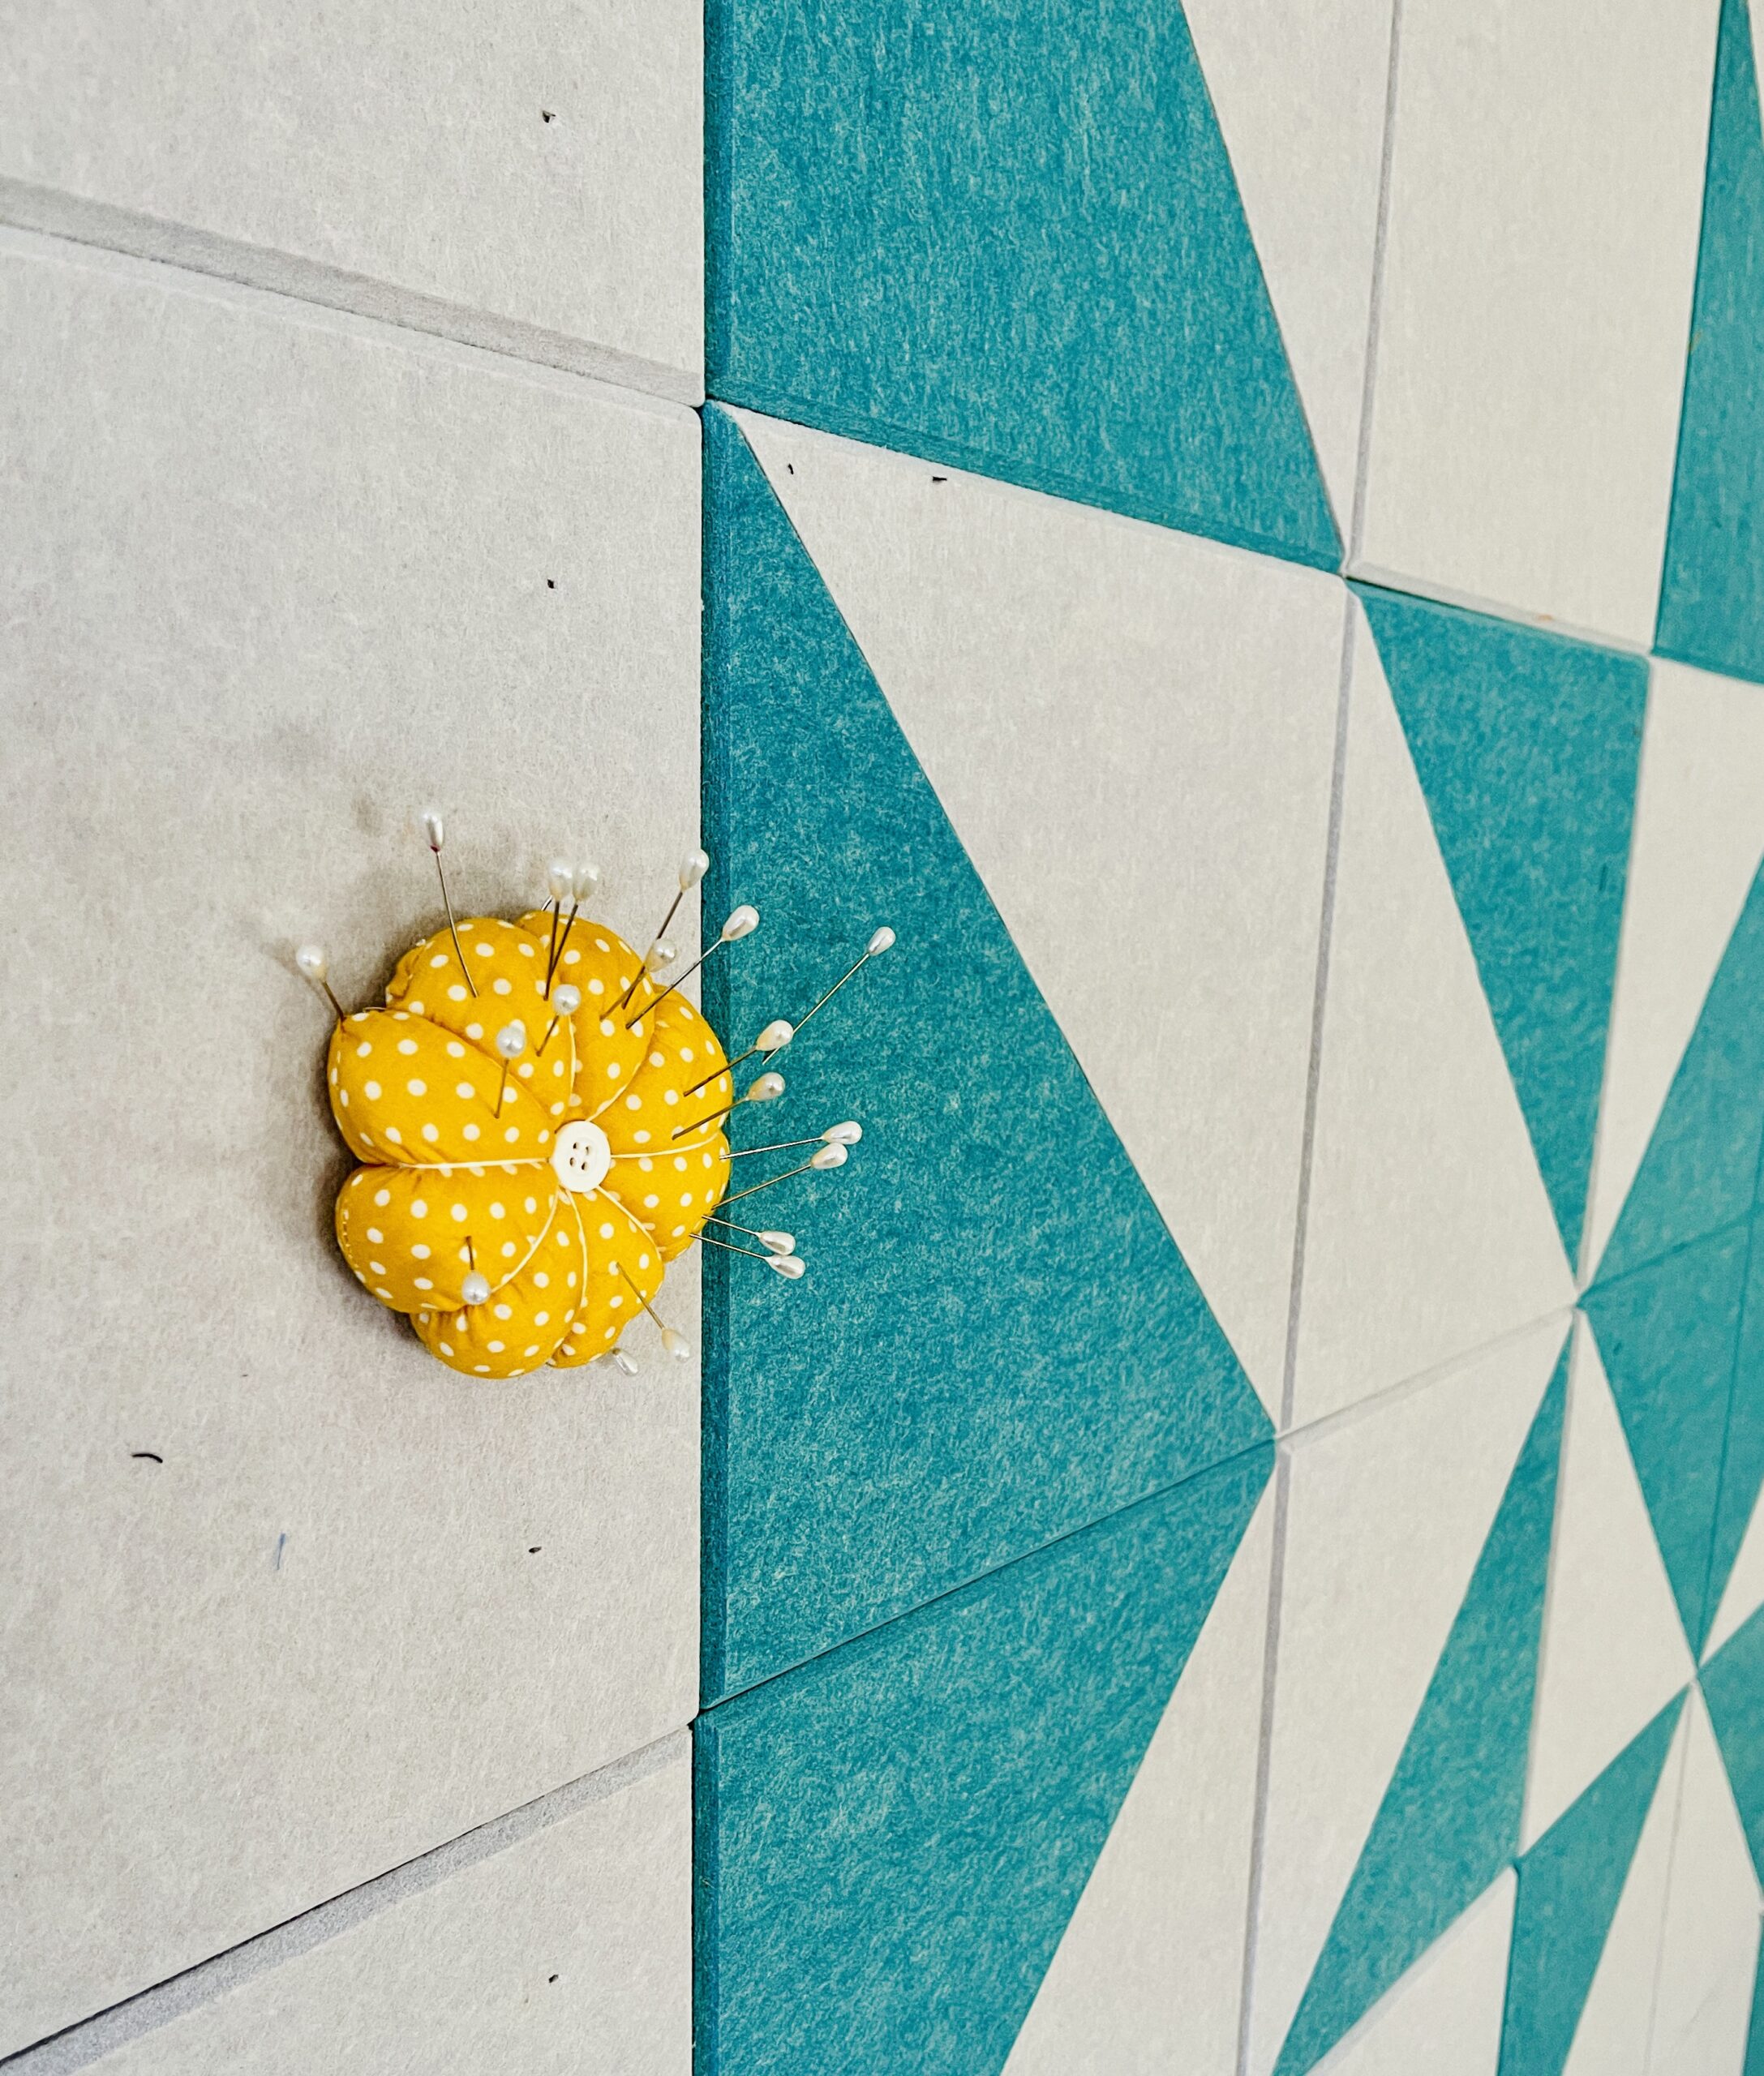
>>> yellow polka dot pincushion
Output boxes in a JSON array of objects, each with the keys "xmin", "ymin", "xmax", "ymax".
[
  {"xmin": 325, "ymin": 889, "xmax": 740, "ymax": 1378},
  {"xmin": 302, "ymin": 820, "xmax": 886, "ymax": 1380}
]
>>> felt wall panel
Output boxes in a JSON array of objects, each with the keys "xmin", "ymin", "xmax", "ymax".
[
  {"xmin": 67, "ymin": 1743, "xmax": 690, "ymax": 2076},
  {"xmin": 1522, "ymin": 1323, "xmax": 1693, "ymax": 1852},
  {"xmin": 693, "ymin": 1448, "xmax": 1271, "ymax": 2076},
  {"xmin": 1585, "ymin": 660, "xmax": 1764, "ymax": 1284},
  {"xmin": 732, "ymin": 406, "xmax": 1344, "ymax": 1420},
  {"xmin": 1290, "ymin": 598, "xmax": 1573, "ymax": 1427},
  {"xmin": 1002, "ymin": 1486, "xmax": 1277, "ymax": 2075},
  {"xmin": 1556, "ymin": 1708, "xmax": 1689, "ymax": 2076},
  {"xmin": 1646, "ymin": 1692, "xmax": 1761, "ymax": 2074},
  {"xmin": 1501, "ymin": 1701, "xmax": 1685, "ymax": 2076},
  {"xmin": 701, "ymin": 405, "xmax": 1268, "ymax": 1699},
  {"xmin": 1243, "ymin": 1314, "xmax": 1568, "ymax": 2076},
  {"xmin": 1354, "ymin": 0, "xmax": 1719, "ymax": 646},
  {"xmin": 706, "ymin": 0, "xmax": 1337, "ymax": 566},
  {"xmin": 0, "ymin": 0, "xmax": 702, "ymax": 399},
  {"xmin": 0, "ymin": 227, "xmax": 699, "ymax": 2054},
  {"xmin": 1583, "ymin": 1224, "xmax": 1751, "ymax": 1654},
  {"xmin": 1352, "ymin": 587, "xmax": 1647, "ymax": 1271},
  {"xmin": 1273, "ymin": 1356, "xmax": 1564, "ymax": 2074}
]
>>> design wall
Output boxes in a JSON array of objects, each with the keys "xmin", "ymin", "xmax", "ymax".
[
  {"xmin": 696, "ymin": 2, "xmax": 1764, "ymax": 2073},
  {"xmin": 4, "ymin": 2, "xmax": 1764, "ymax": 2074}
]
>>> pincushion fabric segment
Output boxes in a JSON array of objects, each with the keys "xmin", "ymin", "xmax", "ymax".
[{"xmin": 327, "ymin": 911, "xmax": 731, "ymax": 1379}]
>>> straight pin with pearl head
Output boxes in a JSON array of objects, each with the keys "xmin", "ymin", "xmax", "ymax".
[
  {"xmin": 683, "ymin": 1017, "xmax": 792, "ymax": 1100},
  {"xmin": 295, "ymin": 944, "xmax": 346, "ymax": 1022},
  {"xmin": 672, "ymin": 1070, "xmax": 784, "ymax": 1141},
  {"xmin": 494, "ymin": 1019, "xmax": 526, "ymax": 1114},
  {"xmin": 625, "ymin": 903, "xmax": 759, "ymax": 1030},
  {"xmin": 697, "ymin": 1231, "xmax": 806, "ymax": 1276},
  {"xmin": 719, "ymin": 1138, "xmax": 848, "ymax": 1207},
  {"xmin": 614, "ymin": 1264, "xmax": 691, "ymax": 1362},
  {"xmin": 544, "ymin": 863, "xmax": 599, "ymax": 993},
  {"xmin": 617, "ymin": 936, "xmax": 677, "ymax": 1016},
  {"xmin": 706, "ymin": 1216, "xmax": 795, "ymax": 1253},
  {"xmin": 422, "ymin": 812, "xmax": 477, "ymax": 996},
  {"xmin": 543, "ymin": 859, "xmax": 573, "ymax": 976},
  {"xmin": 766, "ymin": 926, "xmax": 895, "ymax": 1060},
  {"xmin": 615, "ymin": 849, "xmax": 709, "ymax": 1012},
  {"xmin": 731, "ymin": 1121, "xmax": 862, "ymax": 1160},
  {"xmin": 538, "ymin": 984, "xmax": 581, "ymax": 1055}
]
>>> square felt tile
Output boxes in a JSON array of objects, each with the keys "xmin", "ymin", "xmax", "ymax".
[{"xmin": 0, "ymin": 228, "xmax": 700, "ymax": 2055}]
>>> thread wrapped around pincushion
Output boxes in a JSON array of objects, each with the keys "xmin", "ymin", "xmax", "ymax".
[{"xmin": 326, "ymin": 911, "xmax": 732, "ymax": 1379}]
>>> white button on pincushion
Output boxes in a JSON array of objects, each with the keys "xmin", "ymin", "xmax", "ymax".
[{"xmin": 551, "ymin": 1118, "xmax": 612, "ymax": 1193}]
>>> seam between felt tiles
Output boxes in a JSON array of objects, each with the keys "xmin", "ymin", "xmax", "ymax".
[
  {"xmin": 1280, "ymin": 587, "xmax": 1358, "ymax": 1433},
  {"xmin": 0, "ymin": 1731, "xmax": 689, "ymax": 2076},
  {"xmin": 1346, "ymin": 0, "xmax": 1404, "ymax": 566},
  {"xmin": 0, "ymin": 180, "xmax": 703, "ymax": 414},
  {"xmin": 1235, "ymin": 1448, "xmax": 1294, "ymax": 2076},
  {"xmin": 1640, "ymin": 1713, "xmax": 1695, "ymax": 2073}
]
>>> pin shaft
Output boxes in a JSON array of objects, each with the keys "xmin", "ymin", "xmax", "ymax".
[
  {"xmin": 614, "ymin": 886, "xmax": 689, "ymax": 1013},
  {"xmin": 719, "ymin": 1158, "xmax": 820, "ymax": 1207},
  {"xmin": 769, "ymin": 948, "xmax": 874, "ymax": 1057},
  {"xmin": 431, "ymin": 849, "xmax": 478, "ymax": 997}
]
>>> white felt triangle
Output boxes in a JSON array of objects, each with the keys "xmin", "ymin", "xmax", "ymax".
[
  {"xmin": 1182, "ymin": 0, "xmax": 1394, "ymax": 532},
  {"xmin": 739, "ymin": 408, "xmax": 1346, "ymax": 1418}
]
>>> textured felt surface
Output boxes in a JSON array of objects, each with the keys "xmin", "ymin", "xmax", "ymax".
[
  {"xmin": 1498, "ymin": 1700, "xmax": 1685, "ymax": 2076},
  {"xmin": 705, "ymin": 0, "xmax": 1338, "ymax": 568},
  {"xmin": 1583, "ymin": 1225, "xmax": 1753, "ymax": 1653},
  {"xmin": 1353, "ymin": 585, "xmax": 1646, "ymax": 1269},
  {"xmin": 1274, "ymin": 1355, "xmax": 1565, "ymax": 2076},
  {"xmin": 693, "ymin": 1447, "xmax": 1271, "ymax": 2076},
  {"xmin": 700, "ymin": 405, "xmax": 1269, "ymax": 1699},
  {"xmin": 1656, "ymin": 0, "xmax": 1764, "ymax": 685}
]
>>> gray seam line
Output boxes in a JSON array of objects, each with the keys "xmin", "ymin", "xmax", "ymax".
[
  {"xmin": 1235, "ymin": 578, "xmax": 1356, "ymax": 2076},
  {"xmin": 0, "ymin": 176, "xmax": 702, "ymax": 414},
  {"xmin": 1346, "ymin": 0, "xmax": 1404, "ymax": 566},
  {"xmin": 1, "ymin": 1729, "xmax": 689, "ymax": 2076}
]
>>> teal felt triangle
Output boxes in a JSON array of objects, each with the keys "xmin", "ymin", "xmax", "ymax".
[
  {"xmin": 1354, "ymin": 585, "xmax": 1646, "ymax": 1270},
  {"xmin": 1497, "ymin": 1699, "xmax": 1685, "ymax": 2076},
  {"xmin": 1702, "ymin": 1602, "xmax": 1764, "ymax": 1882},
  {"xmin": 1583, "ymin": 1225, "xmax": 1752, "ymax": 1653},
  {"xmin": 1273, "ymin": 1355, "xmax": 1566, "ymax": 2076},
  {"xmin": 1655, "ymin": 0, "xmax": 1764, "ymax": 686},
  {"xmin": 1711, "ymin": 1221, "xmax": 1764, "ymax": 1660},
  {"xmin": 1598, "ymin": 860, "xmax": 1764, "ymax": 1285},
  {"xmin": 706, "ymin": 0, "xmax": 1340, "ymax": 568},
  {"xmin": 694, "ymin": 1448, "xmax": 1271, "ymax": 2076},
  {"xmin": 702, "ymin": 406, "xmax": 1271, "ymax": 1701}
]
